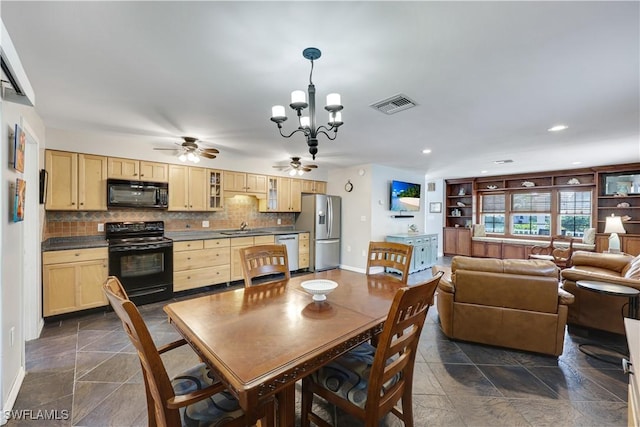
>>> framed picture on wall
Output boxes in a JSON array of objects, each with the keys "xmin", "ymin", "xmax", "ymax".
[
  {"xmin": 13, "ymin": 178, "xmax": 26, "ymax": 222},
  {"xmin": 429, "ymin": 202, "xmax": 442, "ymax": 213},
  {"xmin": 13, "ymin": 124, "xmax": 25, "ymax": 173}
]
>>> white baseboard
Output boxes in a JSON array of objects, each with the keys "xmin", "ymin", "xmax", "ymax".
[
  {"xmin": 338, "ymin": 264, "xmax": 366, "ymax": 274},
  {"xmin": 1, "ymin": 366, "xmax": 26, "ymax": 425}
]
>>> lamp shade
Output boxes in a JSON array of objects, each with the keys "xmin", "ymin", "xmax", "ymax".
[{"xmin": 604, "ymin": 215, "xmax": 626, "ymax": 234}]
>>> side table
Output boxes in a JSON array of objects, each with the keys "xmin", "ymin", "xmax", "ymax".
[{"xmin": 576, "ymin": 280, "xmax": 640, "ymax": 364}]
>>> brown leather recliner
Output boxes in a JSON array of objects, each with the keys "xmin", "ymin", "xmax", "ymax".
[
  {"xmin": 561, "ymin": 251, "xmax": 640, "ymax": 335},
  {"xmin": 437, "ymin": 256, "xmax": 574, "ymax": 356}
]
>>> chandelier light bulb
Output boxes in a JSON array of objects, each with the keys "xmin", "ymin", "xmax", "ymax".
[
  {"xmin": 326, "ymin": 93, "xmax": 341, "ymax": 109},
  {"xmin": 329, "ymin": 111, "xmax": 342, "ymax": 126},
  {"xmin": 271, "ymin": 105, "xmax": 286, "ymax": 120},
  {"xmin": 291, "ymin": 90, "xmax": 306, "ymax": 105}
]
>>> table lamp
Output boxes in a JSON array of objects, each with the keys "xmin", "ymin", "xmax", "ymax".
[{"xmin": 604, "ymin": 214, "xmax": 626, "ymax": 253}]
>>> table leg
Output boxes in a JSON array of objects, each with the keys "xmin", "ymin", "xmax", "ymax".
[
  {"xmin": 629, "ymin": 295, "xmax": 639, "ymax": 320},
  {"xmin": 276, "ymin": 384, "xmax": 296, "ymax": 427}
]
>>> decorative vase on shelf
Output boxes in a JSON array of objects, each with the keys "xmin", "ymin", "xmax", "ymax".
[{"xmin": 458, "ymin": 188, "xmax": 465, "ymax": 196}]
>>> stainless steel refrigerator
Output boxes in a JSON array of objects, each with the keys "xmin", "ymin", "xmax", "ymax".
[{"xmin": 296, "ymin": 194, "xmax": 341, "ymax": 271}]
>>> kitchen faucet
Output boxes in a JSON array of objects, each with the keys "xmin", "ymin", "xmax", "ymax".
[{"xmin": 240, "ymin": 221, "xmax": 248, "ymax": 231}]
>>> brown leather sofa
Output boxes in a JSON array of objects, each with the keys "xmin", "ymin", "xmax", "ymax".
[
  {"xmin": 561, "ymin": 251, "xmax": 640, "ymax": 335},
  {"xmin": 437, "ymin": 256, "xmax": 574, "ymax": 356}
]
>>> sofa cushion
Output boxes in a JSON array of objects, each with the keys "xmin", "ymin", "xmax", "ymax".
[{"xmin": 571, "ymin": 250, "xmax": 634, "ymax": 273}]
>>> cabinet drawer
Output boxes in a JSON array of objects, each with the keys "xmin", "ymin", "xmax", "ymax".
[
  {"xmin": 299, "ymin": 254, "xmax": 309, "ymax": 269},
  {"xmin": 299, "ymin": 233, "xmax": 309, "ymax": 241},
  {"xmin": 254, "ymin": 235, "xmax": 275, "ymax": 245},
  {"xmin": 174, "ymin": 240, "xmax": 204, "ymax": 251},
  {"xmin": 231, "ymin": 236, "xmax": 254, "ymax": 246},
  {"xmin": 43, "ymin": 248, "xmax": 108, "ymax": 265},
  {"xmin": 174, "ymin": 265, "xmax": 230, "ymax": 291},
  {"xmin": 299, "ymin": 239, "xmax": 309, "ymax": 253},
  {"xmin": 204, "ymin": 238, "xmax": 230, "ymax": 248},
  {"xmin": 174, "ymin": 248, "xmax": 230, "ymax": 271}
]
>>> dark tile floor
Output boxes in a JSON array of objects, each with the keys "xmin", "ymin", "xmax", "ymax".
[{"xmin": 7, "ymin": 261, "xmax": 630, "ymax": 426}]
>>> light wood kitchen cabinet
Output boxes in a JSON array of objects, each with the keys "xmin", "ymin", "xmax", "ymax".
[
  {"xmin": 223, "ymin": 171, "xmax": 267, "ymax": 196},
  {"xmin": 259, "ymin": 177, "xmax": 302, "ymax": 212},
  {"xmin": 207, "ymin": 169, "xmax": 224, "ymax": 211},
  {"xmin": 45, "ymin": 150, "xmax": 107, "ymax": 211},
  {"xmin": 299, "ymin": 232, "xmax": 310, "ymax": 269},
  {"xmin": 168, "ymin": 165, "xmax": 208, "ymax": 211},
  {"xmin": 443, "ymin": 227, "xmax": 471, "ymax": 256},
  {"xmin": 301, "ymin": 180, "xmax": 327, "ymax": 194},
  {"xmin": 42, "ymin": 248, "xmax": 108, "ymax": 316},
  {"xmin": 108, "ymin": 157, "xmax": 169, "ymax": 182},
  {"xmin": 173, "ymin": 239, "xmax": 231, "ymax": 291},
  {"xmin": 230, "ymin": 235, "xmax": 275, "ymax": 281}
]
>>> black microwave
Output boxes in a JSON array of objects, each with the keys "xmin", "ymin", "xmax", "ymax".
[{"xmin": 107, "ymin": 179, "xmax": 169, "ymax": 209}]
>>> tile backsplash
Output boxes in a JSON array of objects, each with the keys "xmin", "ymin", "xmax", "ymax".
[{"xmin": 43, "ymin": 196, "xmax": 295, "ymax": 240}]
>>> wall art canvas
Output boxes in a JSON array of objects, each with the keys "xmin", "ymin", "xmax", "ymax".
[
  {"xmin": 13, "ymin": 178, "xmax": 26, "ymax": 222},
  {"xmin": 13, "ymin": 124, "xmax": 25, "ymax": 173}
]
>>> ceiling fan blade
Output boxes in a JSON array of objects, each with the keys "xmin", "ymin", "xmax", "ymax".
[
  {"xmin": 305, "ymin": 164, "xmax": 318, "ymax": 169},
  {"xmin": 153, "ymin": 148, "xmax": 178, "ymax": 151},
  {"xmin": 200, "ymin": 152, "xmax": 217, "ymax": 159},
  {"xmin": 201, "ymin": 148, "xmax": 219, "ymax": 154},
  {"xmin": 302, "ymin": 167, "xmax": 312, "ymax": 172}
]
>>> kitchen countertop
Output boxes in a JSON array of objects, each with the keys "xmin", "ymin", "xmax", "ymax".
[{"xmin": 42, "ymin": 228, "xmax": 309, "ymax": 251}]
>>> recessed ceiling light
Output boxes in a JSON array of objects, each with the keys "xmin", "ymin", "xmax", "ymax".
[
  {"xmin": 494, "ymin": 159, "xmax": 513, "ymax": 164},
  {"xmin": 481, "ymin": 170, "xmax": 488, "ymax": 174},
  {"xmin": 572, "ymin": 161, "xmax": 582, "ymax": 165},
  {"xmin": 422, "ymin": 149, "xmax": 432, "ymax": 154},
  {"xmin": 548, "ymin": 124, "xmax": 568, "ymax": 132}
]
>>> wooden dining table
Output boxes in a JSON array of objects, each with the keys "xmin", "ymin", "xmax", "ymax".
[{"xmin": 163, "ymin": 269, "xmax": 405, "ymax": 426}]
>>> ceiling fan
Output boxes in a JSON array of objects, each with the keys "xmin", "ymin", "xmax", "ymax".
[
  {"xmin": 273, "ymin": 157, "xmax": 318, "ymax": 176},
  {"xmin": 154, "ymin": 136, "xmax": 219, "ymax": 163}
]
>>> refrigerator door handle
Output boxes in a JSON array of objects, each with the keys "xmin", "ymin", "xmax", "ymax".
[{"xmin": 327, "ymin": 197, "xmax": 332, "ymax": 237}]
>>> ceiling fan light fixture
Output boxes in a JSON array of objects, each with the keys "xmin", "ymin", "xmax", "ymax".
[
  {"xmin": 192, "ymin": 155, "xmax": 200, "ymax": 163},
  {"xmin": 187, "ymin": 152, "xmax": 196, "ymax": 162},
  {"xmin": 297, "ymin": 169, "xmax": 304, "ymax": 176},
  {"xmin": 270, "ymin": 47, "xmax": 343, "ymax": 160},
  {"xmin": 178, "ymin": 153, "xmax": 187, "ymax": 162},
  {"xmin": 288, "ymin": 169, "xmax": 298, "ymax": 176}
]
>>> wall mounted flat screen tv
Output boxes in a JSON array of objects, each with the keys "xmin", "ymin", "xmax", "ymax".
[{"xmin": 390, "ymin": 180, "xmax": 421, "ymax": 212}]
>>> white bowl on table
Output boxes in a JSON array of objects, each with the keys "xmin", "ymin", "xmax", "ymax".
[{"xmin": 301, "ymin": 279, "xmax": 338, "ymax": 302}]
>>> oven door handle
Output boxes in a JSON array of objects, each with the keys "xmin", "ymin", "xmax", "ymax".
[{"xmin": 109, "ymin": 244, "xmax": 171, "ymax": 252}]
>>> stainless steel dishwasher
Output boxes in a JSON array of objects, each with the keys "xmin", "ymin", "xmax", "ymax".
[{"xmin": 276, "ymin": 234, "xmax": 299, "ymax": 271}]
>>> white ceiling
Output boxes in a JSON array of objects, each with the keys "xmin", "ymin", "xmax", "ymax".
[{"xmin": 2, "ymin": 1, "xmax": 639, "ymax": 179}]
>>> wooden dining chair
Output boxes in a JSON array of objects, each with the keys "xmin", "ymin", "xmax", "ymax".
[
  {"xmin": 301, "ymin": 271, "xmax": 443, "ymax": 427},
  {"xmin": 366, "ymin": 241, "xmax": 414, "ymax": 284},
  {"xmin": 103, "ymin": 276, "xmax": 273, "ymax": 427},
  {"xmin": 240, "ymin": 244, "xmax": 290, "ymax": 287},
  {"xmin": 529, "ymin": 235, "xmax": 574, "ymax": 268}
]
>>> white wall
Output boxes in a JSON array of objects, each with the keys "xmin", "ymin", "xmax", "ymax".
[
  {"xmin": 1, "ymin": 101, "xmax": 45, "ymax": 421},
  {"xmin": 327, "ymin": 164, "xmax": 428, "ymax": 272}
]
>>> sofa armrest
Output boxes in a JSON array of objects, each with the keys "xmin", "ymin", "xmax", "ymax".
[
  {"xmin": 437, "ymin": 276, "xmax": 455, "ymax": 294},
  {"xmin": 562, "ymin": 268, "xmax": 640, "ymax": 289},
  {"xmin": 558, "ymin": 288, "xmax": 575, "ymax": 305}
]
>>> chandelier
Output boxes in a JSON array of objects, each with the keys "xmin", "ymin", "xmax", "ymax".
[{"xmin": 270, "ymin": 47, "xmax": 343, "ymax": 160}]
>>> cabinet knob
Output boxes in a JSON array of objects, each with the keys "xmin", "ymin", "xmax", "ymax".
[
  {"xmin": 80, "ymin": 202, "xmax": 84, "ymax": 206},
  {"xmin": 134, "ymin": 173, "xmax": 138, "ymax": 176},
  {"xmin": 140, "ymin": 174, "xmax": 144, "ymax": 177},
  {"xmin": 75, "ymin": 253, "xmax": 80, "ymax": 256},
  {"xmin": 187, "ymin": 276, "xmax": 191, "ymax": 280},
  {"xmin": 187, "ymin": 257, "xmax": 191, "ymax": 260},
  {"xmin": 71, "ymin": 202, "xmax": 76, "ymax": 205}
]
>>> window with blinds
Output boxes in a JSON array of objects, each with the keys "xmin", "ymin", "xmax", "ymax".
[
  {"xmin": 511, "ymin": 192, "xmax": 551, "ymax": 235},
  {"xmin": 480, "ymin": 194, "xmax": 505, "ymax": 233},
  {"xmin": 559, "ymin": 190, "xmax": 592, "ymax": 237}
]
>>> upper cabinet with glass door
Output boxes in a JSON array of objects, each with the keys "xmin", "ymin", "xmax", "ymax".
[
  {"xmin": 598, "ymin": 170, "xmax": 640, "ymax": 235},
  {"xmin": 208, "ymin": 169, "xmax": 224, "ymax": 211}
]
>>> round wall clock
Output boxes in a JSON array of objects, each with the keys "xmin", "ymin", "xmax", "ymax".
[{"xmin": 344, "ymin": 180, "xmax": 353, "ymax": 192}]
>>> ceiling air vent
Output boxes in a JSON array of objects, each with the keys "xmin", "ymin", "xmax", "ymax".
[{"xmin": 370, "ymin": 94, "xmax": 417, "ymax": 115}]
